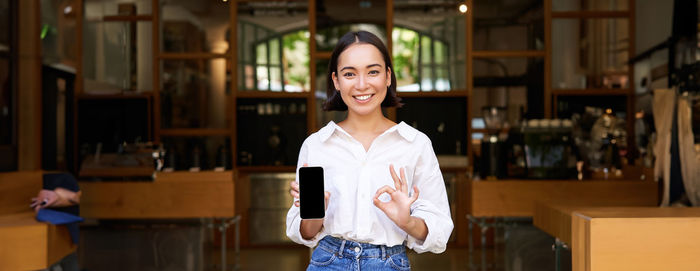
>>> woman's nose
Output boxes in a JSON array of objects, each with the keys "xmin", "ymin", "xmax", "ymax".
[{"xmin": 355, "ymin": 75, "xmax": 368, "ymax": 90}]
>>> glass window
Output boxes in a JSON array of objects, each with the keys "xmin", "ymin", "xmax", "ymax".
[
  {"xmin": 160, "ymin": 59, "xmax": 229, "ymax": 129},
  {"xmin": 84, "ymin": 0, "xmax": 152, "ymax": 16},
  {"xmin": 316, "ymin": 23, "xmax": 387, "ymax": 52},
  {"xmin": 161, "ymin": 136, "xmax": 231, "ymax": 171},
  {"xmin": 161, "ymin": 0, "xmax": 230, "ymax": 53},
  {"xmin": 393, "ymin": 0, "xmax": 466, "ymax": 91},
  {"xmin": 552, "ymin": 0, "xmax": 628, "ymax": 11},
  {"xmin": 473, "ymin": 0, "xmax": 543, "ymax": 51},
  {"xmin": 552, "ymin": 18, "xmax": 629, "ymax": 89},
  {"xmin": 237, "ymin": 1, "xmax": 309, "ymax": 92},
  {"xmin": 316, "ymin": 0, "xmax": 387, "ymax": 51},
  {"xmin": 83, "ymin": 21, "xmax": 153, "ymax": 93}
]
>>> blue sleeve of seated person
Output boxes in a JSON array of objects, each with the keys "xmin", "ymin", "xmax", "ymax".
[
  {"xmin": 43, "ymin": 173, "xmax": 80, "ymax": 193},
  {"xmin": 40, "ymin": 173, "xmax": 81, "ymax": 244},
  {"xmin": 42, "ymin": 173, "xmax": 80, "ymax": 216}
]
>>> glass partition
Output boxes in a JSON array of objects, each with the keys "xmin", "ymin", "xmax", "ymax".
[
  {"xmin": 552, "ymin": 0, "xmax": 628, "ymax": 11},
  {"xmin": 160, "ymin": 58, "xmax": 229, "ymax": 129},
  {"xmin": 316, "ymin": 0, "xmax": 387, "ymax": 50},
  {"xmin": 83, "ymin": 20, "xmax": 152, "ymax": 93},
  {"xmin": 41, "ymin": 0, "xmax": 78, "ymax": 67},
  {"xmin": 160, "ymin": 0, "xmax": 230, "ymax": 54},
  {"xmin": 84, "ymin": 0, "xmax": 152, "ymax": 16},
  {"xmin": 237, "ymin": 0, "xmax": 309, "ymax": 92},
  {"xmin": 472, "ymin": 57, "xmax": 544, "ymax": 121},
  {"xmin": 473, "ymin": 0, "xmax": 543, "ymax": 51},
  {"xmin": 552, "ymin": 18, "xmax": 629, "ymax": 89},
  {"xmin": 393, "ymin": 0, "xmax": 466, "ymax": 91}
]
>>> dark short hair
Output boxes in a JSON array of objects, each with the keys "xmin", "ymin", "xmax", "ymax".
[{"xmin": 322, "ymin": 31, "xmax": 402, "ymax": 111}]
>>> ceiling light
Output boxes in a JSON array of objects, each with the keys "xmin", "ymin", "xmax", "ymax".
[{"xmin": 459, "ymin": 4, "xmax": 468, "ymax": 13}]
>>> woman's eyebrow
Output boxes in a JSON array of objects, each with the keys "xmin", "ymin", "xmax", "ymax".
[{"xmin": 340, "ymin": 64, "xmax": 382, "ymax": 71}]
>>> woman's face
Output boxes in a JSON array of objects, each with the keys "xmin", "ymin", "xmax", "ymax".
[{"xmin": 332, "ymin": 43, "xmax": 391, "ymax": 116}]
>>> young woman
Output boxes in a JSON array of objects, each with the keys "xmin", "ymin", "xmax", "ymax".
[{"xmin": 286, "ymin": 31, "xmax": 453, "ymax": 270}]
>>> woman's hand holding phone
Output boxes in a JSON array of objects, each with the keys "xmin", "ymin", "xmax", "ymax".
[{"xmin": 289, "ymin": 163, "xmax": 330, "ymax": 211}]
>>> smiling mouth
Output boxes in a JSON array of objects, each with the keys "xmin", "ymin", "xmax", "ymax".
[{"xmin": 353, "ymin": 94, "xmax": 374, "ymax": 102}]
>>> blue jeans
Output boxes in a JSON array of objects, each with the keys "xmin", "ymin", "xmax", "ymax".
[{"xmin": 307, "ymin": 235, "xmax": 411, "ymax": 271}]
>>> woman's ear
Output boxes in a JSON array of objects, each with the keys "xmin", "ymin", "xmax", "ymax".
[
  {"xmin": 386, "ymin": 67, "xmax": 392, "ymax": 87},
  {"xmin": 332, "ymin": 72, "xmax": 340, "ymax": 91}
]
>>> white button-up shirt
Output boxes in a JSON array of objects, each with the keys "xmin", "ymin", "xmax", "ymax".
[{"xmin": 286, "ymin": 121, "xmax": 453, "ymax": 253}]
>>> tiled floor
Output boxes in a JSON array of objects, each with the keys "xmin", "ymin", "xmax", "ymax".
[{"xmin": 79, "ymin": 223, "xmax": 561, "ymax": 271}]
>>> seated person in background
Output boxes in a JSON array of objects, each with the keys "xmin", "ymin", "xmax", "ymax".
[{"xmin": 31, "ymin": 173, "xmax": 82, "ymax": 271}]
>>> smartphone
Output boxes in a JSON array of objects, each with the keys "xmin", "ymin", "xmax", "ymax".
[{"xmin": 299, "ymin": 166, "xmax": 325, "ymax": 219}]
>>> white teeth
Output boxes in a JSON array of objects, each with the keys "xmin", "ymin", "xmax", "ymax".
[{"xmin": 355, "ymin": 94, "xmax": 371, "ymax": 101}]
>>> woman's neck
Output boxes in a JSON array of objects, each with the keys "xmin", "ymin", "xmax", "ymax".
[{"xmin": 340, "ymin": 109, "xmax": 395, "ymax": 135}]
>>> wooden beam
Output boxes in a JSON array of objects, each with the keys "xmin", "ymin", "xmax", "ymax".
[
  {"xmin": 17, "ymin": 0, "xmax": 42, "ymax": 170},
  {"xmin": 544, "ymin": 0, "xmax": 552, "ymax": 118},
  {"xmin": 153, "ymin": 0, "xmax": 161, "ymax": 143},
  {"xmin": 308, "ymin": 0, "xmax": 317, "ymax": 134}
]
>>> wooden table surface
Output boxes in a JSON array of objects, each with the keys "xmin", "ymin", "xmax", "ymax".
[
  {"xmin": 571, "ymin": 207, "xmax": 700, "ymax": 271},
  {"xmin": 466, "ymin": 179, "xmax": 658, "ymax": 217},
  {"xmin": 0, "ymin": 211, "xmax": 77, "ymax": 270},
  {"xmin": 79, "ymin": 171, "xmax": 235, "ymax": 219}
]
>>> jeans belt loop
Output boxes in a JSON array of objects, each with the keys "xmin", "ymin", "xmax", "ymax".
[
  {"xmin": 338, "ymin": 239, "xmax": 346, "ymax": 258},
  {"xmin": 381, "ymin": 246, "xmax": 386, "ymax": 260}
]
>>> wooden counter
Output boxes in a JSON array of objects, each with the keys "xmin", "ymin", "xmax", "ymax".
[
  {"xmin": 0, "ymin": 171, "xmax": 76, "ymax": 270},
  {"xmin": 466, "ymin": 179, "xmax": 658, "ymax": 217},
  {"xmin": 0, "ymin": 212, "xmax": 77, "ymax": 270},
  {"xmin": 572, "ymin": 207, "xmax": 700, "ymax": 271},
  {"xmin": 80, "ymin": 171, "xmax": 235, "ymax": 219}
]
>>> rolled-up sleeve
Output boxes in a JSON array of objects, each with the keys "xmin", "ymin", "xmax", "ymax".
[
  {"xmin": 285, "ymin": 139, "xmax": 323, "ymax": 247},
  {"xmin": 406, "ymin": 137, "xmax": 454, "ymax": 253}
]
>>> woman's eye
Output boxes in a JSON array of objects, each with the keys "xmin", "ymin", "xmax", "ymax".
[
  {"xmin": 369, "ymin": 70, "xmax": 380, "ymax": 75},
  {"xmin": 343, "ymin": 72, "xmax": 355, "ymax": 77}
]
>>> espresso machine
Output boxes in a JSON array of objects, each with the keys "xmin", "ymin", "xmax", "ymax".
[{"xmin": 480, "ymin": 106, "xmax": 508, "ymax": 179}]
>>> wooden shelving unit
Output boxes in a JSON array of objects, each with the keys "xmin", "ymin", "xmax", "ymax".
[
  {"xmin": 546, "ymin": 0, "xmax": 636, "ymax": 149},
  {"xmin": 69, "ymin": 0, "xmax": 640, "ymax": 249}
]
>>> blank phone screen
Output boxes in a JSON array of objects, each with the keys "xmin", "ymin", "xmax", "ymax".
[{"xmin": 299, "ymin": 166, "xmax": 325, "ymax": 219}]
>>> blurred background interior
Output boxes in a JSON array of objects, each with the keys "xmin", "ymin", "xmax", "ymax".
[{"xmin": 2, "ymin": 0, "xmax": 700, "ymax": 270}]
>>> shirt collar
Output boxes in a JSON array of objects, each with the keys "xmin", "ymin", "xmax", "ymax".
[{"xmin": 318, "ymin": 121, "xmax": 417, "ymax": 143}]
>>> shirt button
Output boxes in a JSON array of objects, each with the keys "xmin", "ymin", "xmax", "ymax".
[{"xmin": 354, "ymin": 247, "xmax": 360, "ymax": 253}]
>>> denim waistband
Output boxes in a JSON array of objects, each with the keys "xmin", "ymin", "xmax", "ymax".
[{"xmin": 317, "ymin": 235, "xmax": 406, "ymax": 260}]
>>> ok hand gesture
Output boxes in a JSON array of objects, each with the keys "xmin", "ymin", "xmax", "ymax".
[{"xmin": 373, "ymin": 164, "xmax": 420, "ymax": 229}]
